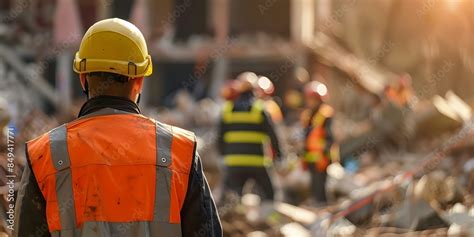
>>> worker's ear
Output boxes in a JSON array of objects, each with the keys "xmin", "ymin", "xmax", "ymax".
[
  {"xmin": 131, "ymin": 77, "xmax": 145, "ymax": 104},
  {"xmin": 132, "ymin": 77, "xmax": 145, "ymax": 93},
  {"xmin": 79, "ymin": 74, "xmax": 89, "ymax": 98},
  {"xmin": 79, "ymin": 74, "xmax": 87, "ymax": 91}
]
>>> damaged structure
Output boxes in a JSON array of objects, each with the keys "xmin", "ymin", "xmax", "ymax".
[{"xmin": 1, "ymin": 0, "xmax": 474, "ymax": 236}]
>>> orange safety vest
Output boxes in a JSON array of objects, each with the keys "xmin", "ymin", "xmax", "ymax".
[
  {"xmin": 303, "ymin": 104, "xmax": 334, "ymax": 172},
  {"xmin": 26, "ymin": 108, "xmax": 195, "ymax": 236}
]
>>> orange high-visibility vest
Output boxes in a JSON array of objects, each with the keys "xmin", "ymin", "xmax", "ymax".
[
  {"xmin": 303, "ymin": 104, "xmax": 333, "ymax": 171},
  {"xmin": 26, "ymin": 108, "xmax": 195, "ymax": 236}
]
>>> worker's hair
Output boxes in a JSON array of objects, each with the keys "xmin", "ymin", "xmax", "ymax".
[
  {"xmin": 85, "ymin": 72, "xmax": 135, "ymax": 98},
  {"xmin": 86, "ymin": 72, "xmax": 130, "ymax": 83}
]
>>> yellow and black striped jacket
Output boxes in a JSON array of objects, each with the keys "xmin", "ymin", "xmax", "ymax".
[{"xmin": 217, "ymin": 94, "xmax": 281, "ymax": 167}]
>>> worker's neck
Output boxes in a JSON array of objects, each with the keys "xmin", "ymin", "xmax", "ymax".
[
  {"xmin": 78, "ymin": 95, "xmax": 141, "ymax": 117},
  {"xmin": 88, "ymin": 91, "xmax": 137, "ymax": 102}
]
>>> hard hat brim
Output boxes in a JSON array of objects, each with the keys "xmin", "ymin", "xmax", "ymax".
[{"xmin": 73, "ymin": 53, "xmax": 152, "ymax": 77}]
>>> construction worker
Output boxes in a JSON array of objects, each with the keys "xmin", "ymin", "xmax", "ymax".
[
  {"xmin": 385, "ymin": 73, "xmax": 414, "ymax": 107},
  {"xmin": 255, "ymin": 76, "xmax": 284, "ymax": 123},
  {"xmin": 301, "ymin": 81, "xmax": 335, "ymax": 205},
  {"xmin": 217, "ymin": 72, "xmax": 282, "ymax": 201},
  {"xmin": 14, "ymin": 18, "xmax": 222, "ymax": 237}
]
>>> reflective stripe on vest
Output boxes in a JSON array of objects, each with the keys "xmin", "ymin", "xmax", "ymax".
[
  {"xmin": 154, "ymin": 121, "xmax": 172, "ymax": 222},
  {"xmin": 224, "ymin": 155, "xmax": 271, "ymax": 167},
  {"xmin": 222, "ymin": 100, "xmax": 269, "ymax": 167},
  {"xmin": 223, "ymin": 131, "xmax": 268, "ymax": 144},
  {"xmin": 222, "ymin": 100, "xmax": 264, "ymax": 124},
  {"xmin": 311, "ymin": 110, "xmax": 327, "ymax": 128},
  {"xmin": 305, "ymin": 105, "xmax": 332, "ymax": 168},
  {"xmin": 303, "ymin": 151, "xmax": 324, "ymax": 163},
  {"xmin": 27, "ymin": 109, "xmax": 194, "ymax": 235},
  {"xmin": 49, "ymin": 124, "xmax": 76, "ymax": 230}
]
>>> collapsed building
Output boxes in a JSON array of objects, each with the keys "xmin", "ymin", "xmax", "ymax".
[{"xmin": 0, "ymin": 0, "xmax": 474, "ymax": 236}]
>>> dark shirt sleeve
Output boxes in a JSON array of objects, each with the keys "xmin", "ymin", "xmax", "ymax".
[
  {"xmin": 14, "ymin": 146, "xmax": 50, "ymax": 237},
  {"xmin": 180, "ymin": 152, "xmax": 222, "ymax": 237},
  {"xmin": 261, "ymin": 111, "xmax": 282, "ymax": 160}
]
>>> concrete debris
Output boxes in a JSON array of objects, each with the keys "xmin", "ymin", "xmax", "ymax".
[
  {"xmin": 242, "ymin": 193, "xmax": 261, "ymax": 208},
  {"xmin": 243, "ymin": 194, "xmax": 262, "ymax": 224},
  {"xmin": 464, "ymin": 159, "xmax": 474, "ymax": 194},
  {"xmin": 414, "ymin": 172, "xmax": 464, "ymax": 206},
  {"xmin": 344, "ymin": 180, "xmax": 400, "ymax": 225},
  {"xmin": 346, "ymin": 203, "xmax": 374, "ymax": 225},
  {"xmin": 447, "ymin": 223, "xmax": 465, "ymax": 237},
  {"xmin": 280, "ymin": 223, "xmax": 311, "ymax": 237},
  {"xmin": 327, "ymin": 163, "xmax": 362, "ymax": 198},
  {"xmin": 444, "ymin": 203, "xmax": 474, "ymax": 237},
  {"xmin": 443, "ymin": 177, "xmax": 465, "ymax": 205},
  {"xmin": 450, "ymin": 203, "xmax": 468, "ymax": 214},
  {"xmin": 309, "ymin": 216, "xmax": 329, "ymax": 237},
  {"xmin": 464, "ymin": 159, "xmax": 474, "ymax": 173},
  {"xmin": 221, "ymin": 195, "xmax": 295, "ymax": 236},
  {"xmin": 445, "ymin": 91, "xmax": 472, "ymax": 122},
  {"xmin": 326, "ymin": 218, "xmax": 356, "ymax": 237},
  {"xmin": 392, "ymin": 199, "xmax": 449, "ymax": 231},
  {"xmin": 247, "ymin": 231, "xmax": 267, "ymax": 237},
  {"xmin": 244, "ymin": 198, "xmax": 274, "ymax": 224}
]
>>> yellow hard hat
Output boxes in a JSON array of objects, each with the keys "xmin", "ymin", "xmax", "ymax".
[{"xmin": 73, "ymin": 18, "xmax": 152, "ymax": 77}]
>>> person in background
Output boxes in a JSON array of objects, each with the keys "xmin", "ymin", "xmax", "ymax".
[
  {"xmin": 217, "ymin": 72, "xmax": 283, "ymax": 201},
  {"xmin": 385, "ymin": 73, "xmax": 414, "ymax": 108},
  {"xmin": 301, "ymin": 80, "xmax": 336, "ymax": 205}
]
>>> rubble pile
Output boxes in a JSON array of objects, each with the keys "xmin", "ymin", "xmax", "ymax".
[
  {"xmin": 156, "ymin": 90, "xmax": 474, "ymax": 236},
  {"xmin": 217, "ymin": 152, "xmax": 474, "ymax": 236},
  {"xmin": 1, "ymin": 88, "xmax": 472, "ymax": 236}
]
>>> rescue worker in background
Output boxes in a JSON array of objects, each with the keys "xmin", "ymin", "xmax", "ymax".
[
  {"xmin": 301, "ymin": 80, "xmax": 335, "ymax": 205},
  {"xmin": 385, "ymin": 73, "xmax": 414, "ymax": 107},
  {"xmin": 217, "ymin": 72, "xmax": 283, "ymax": 201},
  {"xmin": 255, "ymin": 76, "xmax": 284, "ymax": 123},
  {"xmin": 14, "ymin": 18, "xmax": 222, "ymax": 237}
]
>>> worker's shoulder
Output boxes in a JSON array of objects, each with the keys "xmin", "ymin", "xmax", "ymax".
[
  {"xmin": 154, "ymin": 120, "xmax": 196, "ymax": 144},
  {"xmin": 171, "ymin": 125, "xmax": 196, "ymax": 144},
  {"xmin": 26, "ymin": 123, "xmax": 65, "ymax": 145},
  {"xmin": 319, "ymin": 104, "xmax": 334, "ymax": 117},
  {"xmin": 158, "ymin": 122, "xmax": 196, "ymax": 174},
  {"xmin": 26, "ymin": 123, "xmax": 67, "ymax": 162}
]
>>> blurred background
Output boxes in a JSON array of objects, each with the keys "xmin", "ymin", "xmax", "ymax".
[{"xmin": 0, "ymin": 0, "xmax": 474, "ymax": 236}]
